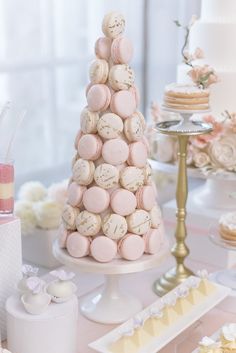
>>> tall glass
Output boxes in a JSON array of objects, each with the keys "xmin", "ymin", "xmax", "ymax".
[{"xmin": 0, "ymin": 158, "xmax": 14, "ymax": 215}]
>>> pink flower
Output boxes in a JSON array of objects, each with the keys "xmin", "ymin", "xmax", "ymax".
[
  {"xmin": 193, "ymin": 47, "xmax": 204, "ymax": 59},
  {"xmin": 226, "ymin": 112, "xmax": 236, "ymax": 133},
  {"xmin": 191, "ymin": 115, "xmax": 224, "ymax": 148},
  {"xmin": 187, "ymin": 65, "xmax": 218, "ymax": 88}
]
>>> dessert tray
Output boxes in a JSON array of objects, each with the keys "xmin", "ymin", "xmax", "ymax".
[{"xmin": 89, "ymin": 277, "xmax": 231, "ymax": 353}]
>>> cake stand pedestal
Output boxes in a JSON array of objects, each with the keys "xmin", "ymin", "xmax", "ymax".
[
  {"xmin": 209, "ymin": 225, "xmax": 236, "ymax": 297},
  {"xmin": 53, "ymin": 240, "xmax": 169, "ymax": 324},
  {"xmin": 153, "ymin": 109, "xmax": 212, "ymax": 296}
]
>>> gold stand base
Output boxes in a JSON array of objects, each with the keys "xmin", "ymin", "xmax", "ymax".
[{"xmin": 153, "ymin": 265, "xmax": 194, "ymax": 297}]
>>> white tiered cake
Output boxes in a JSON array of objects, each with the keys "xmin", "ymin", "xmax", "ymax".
[{"xmin": 177, "ymin": 0, "xmax": 236, "ymax": 116}]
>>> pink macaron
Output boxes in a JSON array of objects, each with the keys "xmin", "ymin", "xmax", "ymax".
[
  {"xmin": 111, "ymin": 37, "xmax": 133, "ymax": 64},
  {"xmin": 129, "ymin": 85, "xmax": 140, "ymax": 107},
  {"xmin": 66, "ymin": 232, "xmax": 91, "ymax": 258},
  {"xmin": 127, "ymin": 141, "xmax": 148, "ymax": 168},
  {"xmin": 102, "ymin": 138, "xmax": 129, "ymax": 165},
  {"xmin": 110, "ymin": 90, "xmax": 136, "ymax": 119},
  {"xmin": 58, "ymin": 224, "xmax": 70, "ymax": 249},
  {"xmin": 143, "ymin": 228, "xmax": 162, "ymax": 254},
  {"xmin": 90, "ymin": 236, "xmax": 117, "ymax": 263},
  {"xmin": 82, "ymin": 186, "xmax": 110, "ymax": 214},
  {"xmin": 110, "ymin": 188, "xmax": 137, "ymax": 216},
  {"xmin": 118, "ymin": 233, "xmax": 145, "ymax": 261},
  {"xmin": 136, "ymin": 185, "xmax": 156, "ymax": 211},
  {"xmin": 67, "ymin": 182, "xmax": 86, "ymax": 207},
  {"xmin": 95, "ymin": 37, "xmax": 112, "ymax": 60},
  {"xmin": 74, "ymin": 130, "xmax": 83, "ymax": 150},
  {"xmin": 87, "ymin": 84, "xmax": 111, "ymax": 112},
  {"xmin": 77, "ymin": 134, "xmax": 103, "ymax": 161}
]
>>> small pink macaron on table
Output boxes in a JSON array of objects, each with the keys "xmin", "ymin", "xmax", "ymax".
[{"xmin": 53, "ymin": 239, "xmax": 169, "ymax": 324}]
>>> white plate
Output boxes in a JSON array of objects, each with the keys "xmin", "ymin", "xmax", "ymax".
[{"xmin": 89, "ymin": 278, "xmax": 231, "ymax": 353}]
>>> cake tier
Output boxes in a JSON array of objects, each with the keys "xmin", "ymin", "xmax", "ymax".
[
  {"xmin": 163, "ymin": 83, "xmax": 209, "ymax": 111},
  {"xmin": 177, "ymin": 64, "xmax": 236, "ymax": 115},
  {"xmin": 201, "ymin": 0, "xmax": 236, "ymax": 22},
  {"xmin": 189, "ymin": 21, "xmax": 236, "ymax": 69}
]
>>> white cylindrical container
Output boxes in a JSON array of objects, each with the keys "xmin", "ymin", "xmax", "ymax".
[{"xmin": 6, "ymin": 295, "xmax": 78, "ymax": 353}]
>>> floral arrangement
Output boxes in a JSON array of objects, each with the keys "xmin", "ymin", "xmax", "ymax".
[
  {"xmin": 15, "ymin": 180, "xmax": 68, "ymax": 235},
  {"xmin": 174, "ymin": 16, "xmax": 218, "ymax": 89},
  {"xmin": 149, "ymin": 103, "xmax": 236, "ymax": 174}
]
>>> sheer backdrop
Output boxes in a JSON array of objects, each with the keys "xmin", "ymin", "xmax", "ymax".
[{"xmin": 0, "ymin": 0, "xmax": 200, "ymax": 183}]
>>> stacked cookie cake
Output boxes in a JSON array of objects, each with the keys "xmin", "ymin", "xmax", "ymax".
[{"xmin": 58, "ymin": 12, "xmax": 166, "ymax": 263}]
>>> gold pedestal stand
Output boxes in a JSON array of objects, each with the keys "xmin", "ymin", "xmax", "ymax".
[{"xmin": 153, "ymin": 110, "xmax": 213, "ymax": 296}]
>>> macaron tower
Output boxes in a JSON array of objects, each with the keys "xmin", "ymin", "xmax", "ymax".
[{"xmin": 59, "ymin": 12, "xmax": 165, "ymax": 263}]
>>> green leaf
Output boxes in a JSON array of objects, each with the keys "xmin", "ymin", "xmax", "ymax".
[{"xmin": 173, "ymin": 19, "xmax": 181, "ymax": 27}]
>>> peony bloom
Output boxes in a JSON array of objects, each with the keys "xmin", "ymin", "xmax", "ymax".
[
  {"xmin": 194, "ymin": 47, "xmax": 204, "ymax": 59},
  {"xmin": 15, "ymin": 200, "xmax": 37, "ymax": 235},
  {"xmin": 18, "ymin": 181, "xmax": 47, "ymax": 202},
  {"xmin": 191, "ymin": 115, "xmax": 223, "ymax": 149},
  {"xmin": 34, "ymin": 200, "xmax": 63, "ymax": 230},
  {"xmin": 187, "ymin": 65, "xmax": 218, "ymax": 88},
  {"xmin": 193, "ymin": 151, "xmax": 210, "ymax": 168},
  {"xmin": 47, "ymin": 179, "xmax": 68, "ymax": 206},
  {"xmin": 208, "ymin": 135, "xmax": 236, "ymax": 171}
]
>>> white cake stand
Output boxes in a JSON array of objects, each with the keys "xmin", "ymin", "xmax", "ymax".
[
  {"xmin": 53, "ymin": 240, "xmax": 169, "ymax": 324},
  {"xmin": 209, "ymin": 224, "xmax": 236, "ymax": 296},
  {"xmin": 149, "ymin": 159, "xmax": 236, "ymax": 210}
]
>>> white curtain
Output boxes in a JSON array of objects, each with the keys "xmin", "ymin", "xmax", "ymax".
[{"xmin": 0, "ymin": 0, "xmax": 200, "ymax": 182}]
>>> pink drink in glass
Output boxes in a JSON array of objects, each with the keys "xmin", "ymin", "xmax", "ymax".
[{"xmin": 0, "ymin": 162, "xmax": 14, "ymax": 214}]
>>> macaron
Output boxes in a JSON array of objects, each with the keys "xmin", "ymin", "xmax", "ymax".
[
  {"xmin": 94, "ymin": 163, "xmax": 119, "ymax": 189},
  {"xmin": 126, "ymin": 209, "xmax": 151, "ymax": 235},
  {"xmin": 118, "ymin": 233, "xmax": 145, "ymax": 261},
  {"xmin": 87, "ymin": 84, "xmax": 111, "ymax": 112},
  {"xmin": 102, "ymin": 12, "xmax": 125, "ymax": 39},
  {"xmin": 129, "ymin": 85, "xmax": 140, "ymax": 106},
  {"xmin": 89, "ymin": 59, "xmax": 109, "ymax": 84},
  {"xmin": 67, "ymin": 182, "xmax": 86, "ymax": 207},
  {"xmin": 120, "ymin": 166, "xmax": 145, "ymax": 192},
  {"xmin": 97, "ymin": 112, "xmax": 123, "ymax": 139},
  {"xmin": 143, "ymin": 163, "xmax": 152, "ymax": 185},
  {"xmin": 77, "ymin": 134, "xmax": 103, "ymax": 161},
  {"xmin": 124, "ymin": 113, "xmax": 144, "ymax": 142},
  {"xmin": 150, "ymin": 205, "xmax": 162, "ymax": 228},
  {"xmin": 111, "ymin": 37, "xmax": 133, "ymax": 64},
  {"xmin": 110, "ymin": 90, "xmax": 136, "ymax": 119},
  {"xmin": 76, "ymin": 210, "xmax": 101, "ymax": 236},
  {"xmin": 127, "ymin": 141, "xmax": 148, "ymax": 168},
  {"xmin": 80, "ymin": 108, "xmax": 99, "ymax": 134},
  {"xmin": 66, "ymin": 232, "xmax": 91, "ymax": 258},
  {"xmin": 82, "ymin": 186, "xmax": 110, "ymax": 214},
  {"xmin": 109, "ymin": 64, "xmax": 135, "ymax": 91},
  {"xmin": 58, "ymin": 224, "xmax": 70, "ymax": 249},
  {"xmin": 74, "ymin": 129, "xmax": 83, "ymax": 150},
  {"xmin": 72, "ymin": 159, "xmax": 95, "ymax": 185},
  {"xmin": 102, "ymin": 213, "xmax": 127, "ymax": 240},
  {"xmin": 71, "ymin": 153, "xmax": 79, "ymax": 169},
  {"xmin": 62, "ymin": 204, "xmax": 80, "ymax": 230},
  {"xmin": 102, "ymin": 138, "xmax": 129, "ymax": 165},
  {"xmin": 95, "ymin": 37, "xmax": 112, "ymax": 60},
  {"xmin": 110, "ymin": 188, "xmax": 137, "ymax": 216},
  {"xmin": 143, "ymin": 228, "xmax": 162, "ymax": 254},
  {"xmin": 90, "ymin": 236, "xmax": 117, "ymax": 263},
  {"xmin": 136, "ymin": 186, "xmax": 156, "ymax": 211}
]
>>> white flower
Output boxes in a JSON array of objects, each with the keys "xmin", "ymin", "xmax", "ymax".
[
  {"xmin": 47, "ymin": 179, "xmax": 68, "ymax": 206},
  {"xmin": 34, "ymin": 200, "xmax": 63, "ymax": 230},
  {"xmin": 50, "ymin": 269, "xmax": 75, "ymax": 281},
  {"xmin": 199, "ymin": 337, "xmax": 216, "ymax": 347},
  {"xmin": 193, "ymin": 151, "xmax": 210, "ymax": 168},
  {"xmin": 222, "ymin": 324, "xmax": 236, "ymax": 342},
  {"xmin": 26, "ymin": 277, "xmax": 42, "ymax": 294},
  {"xmin": 15, "ymin": 200, "xmax": 37, "ymax": 235},
  {"xmin": 18, "ymin": 181, "xmax": 47, "ymax": 202},
  {"xmin": 208, "ymin": 135, "xmax": 236, "ymax": 171}
]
